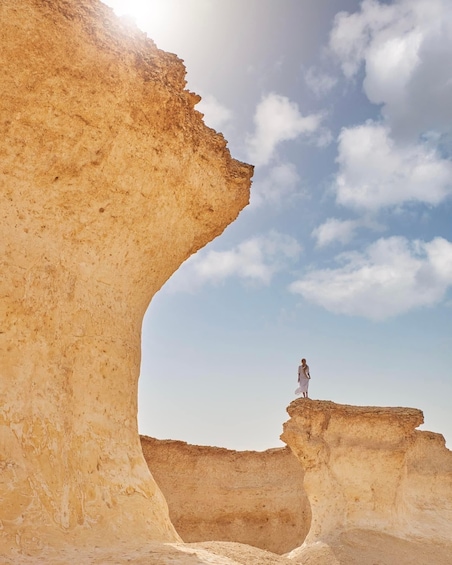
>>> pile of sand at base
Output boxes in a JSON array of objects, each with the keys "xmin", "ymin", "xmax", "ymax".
[{"xmin": 187, "ymin": 541, "xmax": 292, "ymax": 564}]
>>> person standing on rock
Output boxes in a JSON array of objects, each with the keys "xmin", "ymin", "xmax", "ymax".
[{"xmin": 295, "ymin": 358, "xmax": 311, "ymax": 398}]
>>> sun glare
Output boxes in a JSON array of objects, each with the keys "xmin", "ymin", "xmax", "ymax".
[{"xmin": 103, "ymin": 0, "xmax": 174, "ymax": 33}]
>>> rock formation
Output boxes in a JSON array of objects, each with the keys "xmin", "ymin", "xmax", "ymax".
[
  {"xmin": 140, "ymin": 436, "xmax": 311, "ymax": 554},
  {"xmin": 3, "ymin": 2, "xmax": 452, "ymax": 564},
  {"xmin": 281, "ymin": 399, "xmax": 452, "ymax": 563},
  {"xmin": 0, "ymin": 0, "xmax": 252, "ymax": 558}
]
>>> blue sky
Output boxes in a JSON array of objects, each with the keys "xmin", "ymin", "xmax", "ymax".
[{"xmin": 103, "ymin": 0, "xmax": 452, "ymax": 450}]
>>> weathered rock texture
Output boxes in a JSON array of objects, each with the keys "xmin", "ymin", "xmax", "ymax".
[
  {"xmin": 140, "ymin": 436, "xmax": 311, "ymax": 554},
  {"xmin": 0, "ymin": 0, "xmax": 252, "ymax": 557},
  {"xmin": 281, "ymin": 400, "xmax": 452, "ymax": 563}
]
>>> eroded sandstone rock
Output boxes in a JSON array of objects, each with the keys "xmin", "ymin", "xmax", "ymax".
[
  {"xmin": 141, "ymin": 436, "xmax": 311, "ymax": 554},
  {"xmin": 281, "ymin": 400, "xmax": 452, "ymax": 563},
  {"xmin": 0, "ymin": 0, "xmax": 252, "ymax": 557}
]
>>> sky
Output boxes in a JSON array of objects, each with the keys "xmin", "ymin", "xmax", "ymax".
[{"xmin": 102, "ymin": 0, "xmax": 452, "ymax": 451}]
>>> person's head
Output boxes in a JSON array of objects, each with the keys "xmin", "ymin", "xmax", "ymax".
[{"xmin": 301, "ymin": 358, "xmax": 306, "ymax": 365}]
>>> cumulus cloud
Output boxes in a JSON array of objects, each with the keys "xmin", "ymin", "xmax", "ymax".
[
  {"xmin": 246, "ymin": 93, "xmax": 324, "ymax": 167},
  {"xmin": 196, "ymin": 94, "xmax": 232, "ymax": 131},
  {"xmin": 329, "ymin": 0, "xmax": 452, "ymax": 138},
  {"xmin": 312, "ymin": 217, "xmax": 385, "ymax": 248},
  {"xmin": 251, "ymin": 162, "xmax": 301, "ymax": 208},
  {"xmin": 289, "ymin": 236, "xmax": 452, "ymax": 320},
  {"xmin": 312, "ymin": 218, "xmax": 359, "ymax": 247},
  {"xmin": 334, "ymin": 121, "xmax": 452, "ymax": 211},
  {"xmin": 167, "ymin": 231, "xmax": 302, "ymax": 292}
]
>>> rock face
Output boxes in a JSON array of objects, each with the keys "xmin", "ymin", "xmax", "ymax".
[
  {"xmin": 281, "ymin": 400, "xmax": 452, "ymax": 562},
  {"xmin": 0, "ymin": 0, "xmax": 252, "ymax": 557},
  {"xmin": 140, "ymin": 437, "xmax": 311, "ymax": 554}
]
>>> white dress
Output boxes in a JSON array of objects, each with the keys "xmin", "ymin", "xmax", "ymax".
[{"xmin": 295, "ymin": 364, "xmax": 310, "ymax": 395}]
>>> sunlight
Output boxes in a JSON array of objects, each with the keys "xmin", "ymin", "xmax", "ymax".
[{"xmin": 103, "ymin": 0, "xmax": 174, "ymax": 33}]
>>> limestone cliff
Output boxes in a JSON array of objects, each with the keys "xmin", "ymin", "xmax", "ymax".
[
  {"xmin": 0, "ymin": 0, "xmax": 252, "ymax": 557},
  {"xmin": 141, "ymin": 436, "xmax": 311, "ymax": 554},
  {"xmin": 281, "ymin": 400, "xmax": 452, "ymax": 563}
]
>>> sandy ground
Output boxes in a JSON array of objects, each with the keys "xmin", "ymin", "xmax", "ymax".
[
  {"xmin": 287, "ymin": 529, "xmax": 452, "ymax": 565},
  {"xmin": 3, "ymin": 531, "xmax": 452, "ymax": 564},
  {"xmin": 1, "ymin": 541, "xmax": 290, "ymax": 565},
  {"xmin": 334, "ymin": 529, "xmax": 452, "ymax": 565},
  {"xmin": 188, "ymin": 541, "xmax": 292, "ymax": 564}
]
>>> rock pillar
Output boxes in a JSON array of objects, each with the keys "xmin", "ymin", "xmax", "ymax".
[
  {"xmin": 281, "ymin": 400, "xmax": 452, "ymax": 549},
  {"xmin": 282, "ymin": 400, "xmax": 423, "ymax": 543},
  {"xmin": 0, "ymin": 0, "xmax": 252, "ymax": 555}
]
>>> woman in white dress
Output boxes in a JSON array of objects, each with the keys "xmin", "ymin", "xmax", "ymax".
[{"xmin": 295, "ymin": 358, "xmax": 311, "ymax": 398}]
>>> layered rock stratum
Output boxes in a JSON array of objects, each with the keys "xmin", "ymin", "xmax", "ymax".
[
  {"xmin": 0, "ymin": 0, "xmax": 251, "ymax": 559},
  {"xmin": 141, "ymin": 437, "xmax": 311, "ymax": 554},
  {"xmin": 138, "ymin": 403, "xmax": 452, "ymax": 564}
]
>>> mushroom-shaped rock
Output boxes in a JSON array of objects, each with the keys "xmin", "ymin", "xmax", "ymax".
[
  {"xmin": 281, "ymin": 399, "xmax": 452, "ymax": 562},
  {"xmin": 0, "ymin": 0, "xmax": 252, "ymax": 556}
]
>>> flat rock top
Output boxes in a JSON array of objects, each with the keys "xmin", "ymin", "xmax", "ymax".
[{"xmin": 287, "ymin": 399, "xmax": 424, "ymax": 424}]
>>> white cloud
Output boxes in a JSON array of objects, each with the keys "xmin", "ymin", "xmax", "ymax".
[
  {"xmin": 251, "ymin": 162, "xmax": 301, "ymax": 208},
  {"xmin": 329, "ymin": 0, "xmax": 452, "ymax": 138},
  {"xmin": 312, "ymin": 217, "xmax": 385, "ymax": 248},
  {"xmin": 305, "ymin": 66, "xmax": 338, "ymax": 97},
  {"xmin": 167, "ymin": 231, "xmax": 302, "ymax": 292},
  {"xmin": 196, "ymin": 94, "xmax": 232, "ymax": 131},
  {"xmin": 289, "ymin": 236, "xmax": 452, "ymax": 320},
  {"xmin": 312, "ymin": 218, "xmax": 358, "ymax": 247},
  {"xmin": 246, "ymin": 93, "xmax": 323, "ymax": 167},
  {"xmin": 330, "ymin": 0, "xmax": 400, "ymax": 79},
  {"xmin": 334, "ymin": 121, "xmax": 452, "ymax": 211}
]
